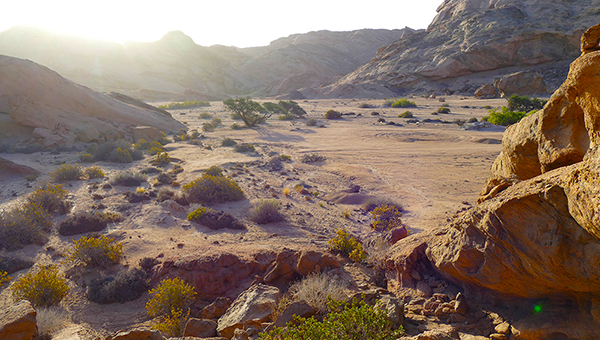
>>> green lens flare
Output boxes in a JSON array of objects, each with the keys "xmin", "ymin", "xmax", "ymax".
[{"xmin": 534, "ymin": 304, "xmax": 542, "ymax": 313}]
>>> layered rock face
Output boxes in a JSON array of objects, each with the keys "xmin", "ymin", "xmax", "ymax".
[
  {"xmin": 425, "ymin": 24, "xmax": 600, "ymax": 299},
  {"xmin": 0, "ymin": 55, "xmax": 184, "ymax": 146},
  {"xmin": 314, "ymin": 0, "xmax": 600, "ymax": 97}
]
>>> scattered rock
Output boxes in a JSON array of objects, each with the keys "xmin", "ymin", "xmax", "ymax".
[
  {"xmin": 0, "ymin": 300, "xmax": 37, "ymax": 340},
  {"xmin": 217, "ymin": 284, "xmax": 281, "ymax": 339},
  {"xmin": 183, "ymin": 318, "xmax": 217, "ymax": 338}
]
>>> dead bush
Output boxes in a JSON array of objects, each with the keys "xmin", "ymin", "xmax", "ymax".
[{"xmin": 86, "ymin": 268, "xmax": 149, "ymax": 304}]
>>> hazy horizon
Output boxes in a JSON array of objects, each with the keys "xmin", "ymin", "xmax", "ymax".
[{"xmin": 1, "ymin": 0, "xmax": 441, "ymax": 48}]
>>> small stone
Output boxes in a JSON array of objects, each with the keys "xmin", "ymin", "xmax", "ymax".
[
  {"xmin": 454, "ymin": 292, "xmax": 468, "ymax": 314},
  {"xmin": 495, "ymin": 321, "xmax": 511, "ymax": 334},
  {"xmin": 489, "ymin": 333, "xmax": 508, "ymax": 340}
]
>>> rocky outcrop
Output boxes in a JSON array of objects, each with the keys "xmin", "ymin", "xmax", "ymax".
[
  {"xmin": 0, "ymin": 157, "xmax": 40, "ymax": 178},
  {"xmin": 0, "ymin": 54, "xmax": 184, "ymax": 146},
  {"xmin": 217, "ymin": 284, "xmax": 281, "ymax": 339},
  {"xmin": 493, "ymin": 71, "xmax": 547, "ymax": 97},
  {"xmin": 0, "ymin": 300, "xmax": 38, "ymax": 340},
  {"xmin": 313, "ymin": 0, "xmax": 600, "ymax": 98},
  {"xmin": 153, "ymin": 250, "xmax": 339, "ymax": 301}
]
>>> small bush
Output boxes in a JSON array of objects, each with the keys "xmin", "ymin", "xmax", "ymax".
[
  {"xmin": 111, "ymin": 171, "xmax": 148, "ymax": 187},
  {"xmin": 79, "ymin": 153, "xmax": 94, "ymax": 163},
  {"xmin": 391, "ymin": 98, "xmax": 417, "ymax": 108},
  {"xmin": 187, "ymin": 206, "xmax": 212, "ymax": 223},
  {"xmin": 158, "ymin": 101, "xmax": 210, "ymax": 110},
  {"xmin": 278, "ymin": 100, "xmax": 307, "ymax": 117},
  {"xmin": 139, "ymin": 257, "xmax": 160, "ymax": 275},
  {"xmin": 58, "ymin": 212, "xmax": 109, "ymax": 236},
  {"xmin": 84, "ymin": 166, "xmax": 105, "ymax": 179},
  {"xmin": 11, "ymin": 265, "xmax": 69, "ymax": 307},
  {"xmin": 199, "ymin": 112, "xmax": 213, "ymax": 119},
  {"xmin": 260, "ymin": 297, "xmax": 404, "ymax": 340},
  {"xmin": 484, "ymin": 106, "xmax": 532, "ymax": 126},
  {"xmin": 182, "ymin": 174, "xmax": 244, "ymax": 205},
  {"xmin": 248, "ymin": 199, "xmax": 284, "ymax": 224},
  {"xmin": 231, "ymin": 123, "xmax": 244, "ymax": 130},
  {"xmin": 86, "ymin": 268, "xmax": 149, "ymax": 304},
  {"xmin": 202, "ymin": 122, "xmax": 215, "ymax": 132},
  {"xmin": 222, "ymin": 138, "xmax": 237, "ymax": 147},
  {"xmin": 157, "ymin": 187, "xmax": 175, "ymax": 202},
  {"xmin": 324, "ymin": 110, "xmax": 342, "ymax": 119},
  {"xmin": 156, "ymin": 171, "xmax": 174, "ymax": 185},
  {"xmin": 300, "ymin": 154, "xmax": 326, "ymax": 163},
  {"xmin": 234, "ymin": 143, "xmax": 255, "ymax": 153},
  {"xmin": 358, "ymin": 103, "xmax": 376, "ymax": 108},
  {"xmin": 437, "ymin": 107, "xmax": 451, "ymax": 114},
  {"xmin": 288, "ymin": 272, "xmax": 347, "ymax": 314},
  {"xmin": 507, "ymin": 95, "xmax": 547, "ymax": 112},
  {"xmin": 399, "ymin": 111, "xmax": 413, "ymax": 118},
  {"xmin": 362, "ymin": 198, "xmax": 403, "ymax": 213},
  {"xmin": 0, "ymin": 271, "xmax": 11, "ymax": 286},
  {"xmin": 36, "ymin": 307, "xmax": 70, "ymax": 340},
  {"xmin": 50, "ymin": 163, "xmax": 83, "ymax": 182},
  {"xmin": 28, "ymin": 182, "xmax": 70, "ymax": 214},
  {"xmin": 203, "ymin": 165, "xmax": 224, "ymax": 177},
  {"xmin": 306, "ymin": 118, "xmax": 318, "ymax": 126},
  {"xmin": 329, "ymin": 229, "xmax": 366, "ymax": 263},
  {"xmin": 467, "ymin": 117, "xmax": 478, "ymax": 123},
  {"xmin": 154, "ymin": 152, "xmax": 171, "ymax": 165},
  {"xmin": 211, "ymin": 117, "xmax": 222, "ymax": 127},
  {"xmin": 0, "ymin": 202, "xmax": 52, "ymax": 250},
  {"xmin": 371, "ymin": 205, "xmax": 403, "ymax": 233},
  {"xmin": 146, "ymin": 277, "xmax": 196, "ymax": 318},
  {"xmin": 153, "ymin": 307, "xmax": 190, "ymax": 337},
  {"xmin": 67, "ymin": 235, "xmax": 123, "ymax": 268}
]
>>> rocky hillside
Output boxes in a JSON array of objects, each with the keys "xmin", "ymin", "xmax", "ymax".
[
  {"xmin": 0, "ymin": 26, "xmax": 411, "ymax": 101},
  {"xmin": 0, "ymin": 54, "xmax": 184, "ymax": 147},
  {"xmin": 310, "ymin": 0, "xmax": 600, "ymax": 98}
]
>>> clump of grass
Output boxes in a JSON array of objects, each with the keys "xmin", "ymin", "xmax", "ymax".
[
  {"xmin": 300, "ymin": 154, "xmax": 326, "ymax": 163},
  {"xmin": 234, "ymin": 143, "xmax": 255, "ymax": 153},
  {"xmin": 36, "ymin": 307, "xmax": 70, "ymax": 339},
  {"xmin": 324, "ymin": 110, "xmax": 342, "ymax": 119},
  {"xmin": 182, "ymin": 173, "xmax": 244, "ymax": 205},
  {"xmin": 84, "ymin": 166, "xmax": 105, "ymax": 179},
  {"xmin": 288, "ymin": 272, "xmax": 347, "ymax": 314},
  {"xmin": 231, "ymin": 123, "xmax": 244, "ymax": 130},
  {"xmin": 50, "ymin": 163, "xmax": 83, "ymax": 182},
  {"xmin": 67, "ymin": 235, "xmax": 123, "ymax": 268},
  {"xmin": 85, "ymin": 140, "xmax": 143, "ymax": 163},
  {"xmin": 221, "ymin": 138, "xmax": 237, "ymax": 147},
  {"xmin": 199, "ymin": 112, "xmax": 213, "ymax": 119},
  {"xmin": 111, "ymin": 171, "xmax": 148, "ymax": 187},
  {"xmin": 329, "ymin": 229, "xmax": 366, "ymax": 263},
  {"xmin": 11, "ymin": 265, "xmax": 69, "ymax": 307},
  {"xmin": 248, "ymin": 199, "xmax": 285, "ymax": 224},
  {"xmin": 187, "ymin": 206, "xmax": 212, "ymax": 223}
]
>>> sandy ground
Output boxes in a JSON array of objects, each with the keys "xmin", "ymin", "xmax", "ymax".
[{"xmin": 0, "ymin": 96, "xmax": 507, "ymax": 337}]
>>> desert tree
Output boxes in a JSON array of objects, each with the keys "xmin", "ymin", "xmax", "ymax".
[{"xmin": 223, "ymin": 98, "xmax": 270, "ymax": 127}]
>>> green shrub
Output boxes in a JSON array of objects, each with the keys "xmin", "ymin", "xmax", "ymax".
[
  {"xmin": 67, "ymin": 235, "xmax": 123, "ymax": 268},
  {"xmin": 85, "ymin": 140, "xmax": 142, "ymax": 162},
  {"xmin": 399, "ymin": 111, "xmax": 413, "ymax": 118},
  {"xmin": 263, "ymin": 102, "xmax": 287, "ymax": 115},
  {"xmin": 111, "ymin": 171, "xmax": 148, "ymax": 187},
  {"xmin": 324, "ymin": 110, "xmax": 342, "ymax": 119},
  {"xmin": 11, "ymin": 265, "xmax": 69, "ymax": 307},
  {"xmin": 278, "ymin": 100, "xmax": 307, "ymax": 116},
  {"xmin": 199, "ymin": 112, "xmax": 213, "ymax": 119},
  {"xmin": 300, "ymin": 154, "xmax": 326, "ymax": 163},
  {"xmin": 50, "ymin": 163, "xmax": 83, "ymax": 182},
  {"xmin": 390, "ymin": 98, "xmax": 417, "ymax": 108},
  {"xmin": 222, "ymin": 138, "xmax": 237, "ymax": 147},
  {"xmin": 223, "ymin": 98, "xmax": 269, "ymax": 127},
  {"xmin": 437, "ymin": 107, "xmax": 451, "ymax": 114},
  {"xmin": 507, "ymin": 95, "xmax": 547, "ymax": 112},
  {"xmin": 306, "ymin": 118, "xmax": 318, "ymax": 126},
  {"xmin": 248, "ymin": 199, "xmax": 284, "ymax": 224},
  {"xmin": 328, "ymin": 229, "xmax": 366, "ymax": 263},
  {"xmin": 260, "ymin": 297, "xmax": 404, "ymax": 340},
  {"xmin": 484, "ymin": 106, "xmax": 532, "ymax": 126},
  {"xmin": 202, "ymin": 122, "xmax": 215, "ymax": 132},
  {"xmin": 154, "ymin": 152, "xmax": 171, "ymax": 165},
  {"xmin": 211, "ymin": 117, "xmax": 222, "ymax": 127},
  {"xmin": 27, "ymin": 183, "xmax": 70, "ymax": 214},
  {"xmin": 371, "ymin": 205, "xmax": 403, "ymax": 233},
  {"xmin": 86, "ymin": 268, "xmax": 149, "ymax": 304},
  {"xmin": 234, "ymin": 143, "xmax": 255, "ymax": 153},
  {"xmin": 158, "ymin": 101, "xmax": 210, "ymax": 110},
  {"xmin": 203, "ymin": 165, "xmax": 224, "ymax": 177},
  {"xmin": 358, "ymin": 103, "xmax": 376, "ymax": 108},
  {"xmin": 146, "ymin": 277, "xmax": 196, "ymax": 318},
  {"xmin": 84, "ymin": 166, "xmax": 105, "ymax": 179},
  {"xmin": 187, "ymin": 206, "xmax": 212, "ymax": 223},
  {"xmin": 182, "ymin": 174, "xmax": 244, "ymax": 204},
  {"xmin": 108, "ymin": 147, "xmax": 133, "ymax": 163}
]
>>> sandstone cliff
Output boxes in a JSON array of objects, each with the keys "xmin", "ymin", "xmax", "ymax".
[
  {"xmin": 0, "ymin": 27, "xmax": 412, "ymax": 101},
  {"xmin": 312, "ymin": 0, "xmax": 600, "ymax": 98},
  {"xmin": 0, "ymin": 55, "xmax": 185, "ymax": 147}
]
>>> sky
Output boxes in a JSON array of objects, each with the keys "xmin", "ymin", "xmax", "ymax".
[{"xmin": 1, "ymin": 0, "xmax": 441, "ymax": 48}]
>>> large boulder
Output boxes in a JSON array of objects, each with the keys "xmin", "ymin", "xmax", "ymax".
[
  {"xmin": 0, "ymin": 300, "xmax": 38, "ymax": 340},
  {"xmin": 0, "ymin": 55, "xmax": 184, "ymax": 145},
  {"xmin": 493, "ymin": 71, "xmax": 548, "ymax": 97},
  {"xmin": 217, "ymin": 284, "xmax": 281, "ymax": 339}
]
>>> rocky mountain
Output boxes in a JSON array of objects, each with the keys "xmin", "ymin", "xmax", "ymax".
[
  {"xmin": 0, "ymin": 54, "xmax": 184, "ymax": 147},
  {"xmin": 0, "ymin": 26, "xmax": 412, "ymax": 101},
  {"xmin": 310, "ymin": 0, "xmax": 600, "ymax": 98}
]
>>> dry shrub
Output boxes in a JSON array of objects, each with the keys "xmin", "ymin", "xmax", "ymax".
[
  {"xmin": 248, "ymin": 199, "xmax": 284, "ymax": 224},
  {"xmin": 86, "ymin": 268, "xmax": 149, "ymax": 304},
  {"xmin": 361, "ymin": 197, "xmax": 403, "ymax": 213},
  {"xmin": 58, "ymin": 212, "xmax": 109, "ymax": 236},
  {"xmin": 182, "ymin": 174, "xmax": 244, "ymax": 205},
  {"xmin": 50, "ymin": 163, "xmax": 83, "ymax": 182},
  {"xmin": 111, "ymin": 171, "xmax": 148, "ymax": 187},
  {"xmin": 288, "ymin": 272, "xmax": 347, "ymax": 314},
  {"xmin": 84, "ymin": 166, "xmax": 105, "ymax": 179},
  {"xmin": 36, "ymin": 307, "xmax": 70, "ymax": 340},
  {"xmin": 365, "ymin": 237, "xmax": 391, "ymax": 270},
  {"xmin": 0, "ymin": 202, "xmax": 52, "ymax": 250},
  {"xmin": 27, "ymin": 183, "xmax": 71, "ymax": 214},
  {"xmin": 67, "ymin": 235, "xmax": 123, "ymax": 268},
  {"xmin": 11, "ymin": 265, "xmax": 69, "ymax": 307},
  {"xmin": 0, "ymin": 254, "xmax": 34, "ymax": 274}
]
